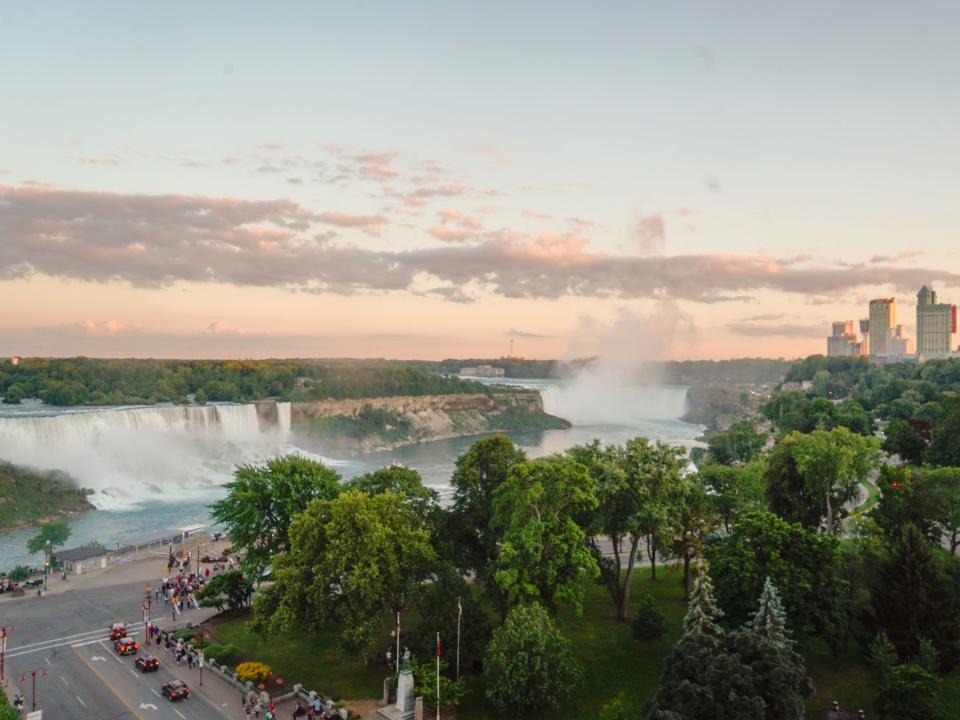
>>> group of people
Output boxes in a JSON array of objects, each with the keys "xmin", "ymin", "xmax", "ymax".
[
  {"xmin": 10, "ymin": 692, "xmax": 25, "ymax": 711},
  {"xmin": 155, "ymin": 573, "xmax": 205, "ymax": 618},
  {"xmin": 244, "ymin": 695, "xmax": 341, "ymax": 720}
]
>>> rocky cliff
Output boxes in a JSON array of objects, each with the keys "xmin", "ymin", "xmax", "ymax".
[{"xmin": 292, "ymin": 391, "xmax": 569, "ymax": 452}]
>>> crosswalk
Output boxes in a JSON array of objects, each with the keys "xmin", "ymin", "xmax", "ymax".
[{"xmin": 4, "ymin": 621, "xmax": 147, "ymax": 659}]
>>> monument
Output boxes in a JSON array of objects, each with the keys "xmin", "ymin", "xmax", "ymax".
[{"xmin": 376, "ymin": 647, "xmax": 415, "ymax": 720}]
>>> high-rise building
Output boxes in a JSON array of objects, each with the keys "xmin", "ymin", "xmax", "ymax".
[
  {"xmin": 869, "ymin": 298, "xmax": 896, "ymax": 356},
  {"xmin": 916, "ymin": 285, "xmax": 957, "ymax": 357},
  {"xmin": 888, "ymin": 324, "xmax": 913, "ymax": 357},
  {"xmin": 858, "ymin": 319, "xmax": 870, "ymax": 357},
  {"xmin": 826, "ymin": 320, "xmax": 861, "ymax": 357}
]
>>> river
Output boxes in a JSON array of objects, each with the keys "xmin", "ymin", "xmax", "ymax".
[{"xmin": 0, "ymin": 379, "xmax": 701, "ymax": 570}]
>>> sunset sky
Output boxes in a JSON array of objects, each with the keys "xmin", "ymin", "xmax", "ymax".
[{"xmin": 2, "ymin": 2, "xmax": 959, "ymax": 361}]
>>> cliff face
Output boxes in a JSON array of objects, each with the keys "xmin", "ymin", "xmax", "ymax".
[
  {"xmin": 292, "ymin": 391, "xmax": 568, "ymax": 452},
  {"xmin": 0, "ymin": 462, "xmax": 94, "ymax": 531}
]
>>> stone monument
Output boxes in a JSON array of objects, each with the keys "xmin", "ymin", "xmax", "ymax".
[{"xmin": 376, "ymin": 647, "xmax": 415, "ymax": 720}]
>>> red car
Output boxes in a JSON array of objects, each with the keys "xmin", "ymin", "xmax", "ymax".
[
  {"xmin": 109, "ymin": 623, "xmax": 127, "ymax": 641},
  {"xmin": 114, "ymin": 638, "xmax": 139, "ymax": 656},
  {"xmin": 135, "ymin": 655, "xmax": 159, "ymax": 672},
  {"xmin": 160, "ymin": 680, "xmax": 190, "ymax": 702}
]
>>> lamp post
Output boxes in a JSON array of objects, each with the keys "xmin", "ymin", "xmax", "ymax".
[
  {"xmin": 0, "ymin": 625, "xmax": 14, "ymax": 681},
  {"xmin": 19, "ymin": 667, "xmax": 47, "ymax": 711},
  {"xmin": 142, "ymin": 598, "xmax": 152, "ymax": 645},
  {"xmin": 193, "ymin": 626, "xmax": 211, "ymax": 687},
  {"xmin": 44, "ymin": 539, "xmax": 51, "ymax": 591}
]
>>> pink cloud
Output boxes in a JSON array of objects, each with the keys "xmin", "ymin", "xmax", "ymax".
[
  {"xmin": 204, "ymin": 320, "xmax": 247, "ymax": 335},
  {"xmin": 83, "ymin": 319, "xmax": 128, "ymax": 335},
  {"xmin": 317, "ymin": 211, "xmax": 387, "ymax": 228},
  {"xmin": 429, "ymin": 226, "xmax": 475, "ymax": 242}
]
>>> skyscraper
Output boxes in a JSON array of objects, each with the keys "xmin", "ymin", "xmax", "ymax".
[
  {"xmin": 869, "ymin": 298, "xmax": 896, "ymax": 356},
  {"xmin": 826, "ymin": 320, "xmax": 860, "ymax": 357},
  {"xmin": 916, "ymin": 285, "xmax": 957, "ymax": 356}
]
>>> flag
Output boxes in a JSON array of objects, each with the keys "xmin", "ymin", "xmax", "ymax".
[
  {"xmin": 437, "ymin": 634, "xmax": 441, "ymax": 657},
  {"xmin": 457, "ymin": 596, "xmax": 462, "ymax": 617}
]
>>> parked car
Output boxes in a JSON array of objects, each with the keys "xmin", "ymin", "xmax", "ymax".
[
  {"xmin": 114, "ymin": 638, "xmax": 139, "ymax": 656},
  {"xmin": 109, "ymin": 622, "xmax": 127, "ymax": 641},
  {"xmin": 160, "ymin": 680, "xmax": 190, "ymax": 702},
  {"xmin": 22, "ymin": 579, "xmax": 43, "ymax": 589},
  {"xmin": 135, "ymin": 655, "xmax": 160, "ymax": 672}
]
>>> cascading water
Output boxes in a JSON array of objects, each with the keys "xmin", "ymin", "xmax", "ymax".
[
  {"xmin": 538, "ymin": 376, "xmax": 689, "ymax": 425},
  {"xmin": 0, "ymin": 403, "xmax": 290, "ymax": 508}
]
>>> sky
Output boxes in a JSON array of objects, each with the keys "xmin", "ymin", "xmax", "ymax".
[{"xmin": 2, "ymin": 1, "xmax": 960, "ymax": 361}]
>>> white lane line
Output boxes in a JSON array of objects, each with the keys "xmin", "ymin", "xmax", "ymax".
[
  {"xmin": 59, "ymin": 675, "xmax": 69, "ymax": 686},
  {"xmin": 76, "ymin": 695, "xmax": 86, "ymax": 708},
  {"xmin": 11, "ymin": 622, "xmax": 145, "ymax": 651},
  {"xmin": 6, "ymin": 623, "xmax": 147, "ymax": 658},
  {"xmin": 151, "ymin": 688, "xmax": 161, "ymax": 697},
  {"xmin": 129, "ymin": 669, "xmax": 138, "ymax": 678},
  {"xmin": 43, "ymin": 656, "xmax": 51, "ymax": 666},
  {"xmin": 174, "ymin": 710, "xmax": 185, "ymax": 719}
]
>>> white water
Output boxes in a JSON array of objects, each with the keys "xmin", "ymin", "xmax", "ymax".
[
  {"xmin": 0, "ymin": 402, "xmax": 306, "ymax": 509},
  {"xmin": 539, "ymin": 380, "xmax": 688, "ymax": 425}
]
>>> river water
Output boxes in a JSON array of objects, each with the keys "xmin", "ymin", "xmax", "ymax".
[{"xmin": 0, "ymin": 379, "xmax": 701, "ymax": 570}]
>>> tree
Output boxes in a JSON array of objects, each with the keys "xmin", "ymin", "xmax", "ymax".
[
  {"xmin": 447, "ymin": 435, "xmax": 525, "ymax": 618},
  {"xmin": 406, "ymin": 564, "xmax": 493, "ymax": 673},
  {"xmin": 706, "ymin": 420, "xmax": 766, "ymax": 465},
  {"xmin": 766, "ymin": 428, "xmax": 878, "ymax": 534},
  {"xmin": 483, "ymin": 603, "xmax": 582, "ymax": 715},
  {"xmin": 195, "ymin": 570, "xmax": 251, "ymax": 612},
  {"xmin": 882, "ymin": 419, "xmax": 927, "ymax": 465},
  {"xmin": 598, "ymin": 694, "xmax": 630, "ymax": 720},
  {"xmin": 671, "ymin": 475, "xmax": 714, "ymax": 600},
  {"xmin": 874, "ymin": 664, "xmax": 941, "ymax": 720},
  {"xmin": 2, "ymin": 384, "xmax": 24, "ymax": 404},
  {"xmin": 865, "ymin": 524, "xmax": 960, "ymax": 670},
  {"xmin": 254, "ymin": 489, "xmax": 435, "ymax": 659},
  {"xmin": 873, "ymin": 465, "xmax": 943, "ymax": 545},
  {"xmin": 706, "ymin": 512, "xmax": 849, "ymax": 650},
  {"xmin": 26, "ymin": 520, "xmax": 70, "ymax": 566},
  {"xmin": 699, "ymin": 462, "xmax": 766, "ymax": 532},
  {"xmin": 492, "ymin": 456, "xmax": 599, "ymax": 615},
  {"xmin": 210, "ymin": 454, "xmax": 342, "ymax": 577},
  {"xmin": 409, "ymin": 657, "xmax": 465, "ymax": 711},
  {"xmin": 747, "ymin": 577, "xmax": 791, "ymax": 649},
  {"xmin": 925, "ymin": 397, "xmax": 960, "ymax": 467},
  {"xmin": 869, "ymin": 631, "xmax": 898, "ymax": 675},
  {"xmin": 923, "ymin": 467, "xmax": 960, "ymax": 554},
  {"xmin": 632, "ymin": 593, "xmax": 667, "ymax": 642}
]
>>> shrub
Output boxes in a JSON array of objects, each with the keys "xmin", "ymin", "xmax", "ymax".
[
  {"xmin": 7, "ymin": 565, "xmax": 32, "ymax": 582},
  {"xmin": 236, "ymin": 661, "xmax": 271, "ymax": 683},
  {"xmin": 631, "ymin": 593, "xmax": 667, "ymax": 642},
  {"xmin": 174, "ymin": 628, "xmax": 194, "ymax": 641},
  {"xmin": 203, "ymin": 643, "xmax": 239, "ymax": 665}
]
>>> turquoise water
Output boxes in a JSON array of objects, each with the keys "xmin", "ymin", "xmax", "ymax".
[{"xmin": 0, "ymin": 381, "xmax": 701, "ymax": 571}]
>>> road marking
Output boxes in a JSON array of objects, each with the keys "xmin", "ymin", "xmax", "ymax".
[
  {"xmin": 139, "ymin": 702, "xmax": 158, "ymax": 710},
  {"xmin": 59, "ymin": 675, "xmax": 68, "ymax": 686},
  {"xmin": 173, "ymin": 709, "xmax": 185, "ymax": 719},
  {"xmin": 130, "ymin": 669, "xmax": 138, "ymax": 678},
  {"xmin": 5, "ymin": 622, "xmax": 146, "ymax": 658},
  {"xmin": 91, "ymin": 655, "xmax": 106, "ymax": 662},
  {"xmin": 43, "ymin": 656, "xmax": 51, "ymax": 666},
  {"xmin": 151, "ymin": 688, "xmax": 161, "ymax": 697},
  {"xmin": 76, "ymin": 695, "xmax": 86, "ymax": 708},
  {"xmin": 10, "ymin": 622, "xmax": 145, "ymax": 651},
  {"xmin": 73, "ymin": 646, "xmax": 147, "ymax": 720}
]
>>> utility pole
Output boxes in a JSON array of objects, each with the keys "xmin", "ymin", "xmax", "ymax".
[
  {"xmin": 0, "ymin": 625, "xmax": 14, "ymax": 681},
  {"xmin": 456, "ymin": 596, "xmax": 462, "ymax": 682},
  {"xmin": 436, "ymin": 633, "xmax": 440, "ymax": 720},
  {"xmin": 20, "ymin": 667, "xmax": 47, "ymax": 711}
]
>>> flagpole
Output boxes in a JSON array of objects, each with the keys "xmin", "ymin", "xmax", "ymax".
[
  {"xmin": 396, "ymin": 611, "xmax": 401, "ymax": 679},
  {"xmin": 456, "ymin": 595, "xmax": 462, "ymax": 682},
  {"xmin": 436, "ymin": 632, "xmax": 441, "ymax": 720}
]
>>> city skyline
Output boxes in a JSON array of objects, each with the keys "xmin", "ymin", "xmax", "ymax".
[{"xmin": 3, "ymin": 2, "xmax": 960, "ymax": 360}]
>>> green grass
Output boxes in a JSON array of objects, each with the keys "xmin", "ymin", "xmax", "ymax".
[{"xmin": 208, "ymin": 566, "xmax": 960, "ymax": 718}]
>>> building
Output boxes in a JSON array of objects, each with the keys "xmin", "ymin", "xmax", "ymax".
[
  {"xmin": 826, "ymin": 320, "xmax": 861, "ymax": 357},
  {"xmin": 858, "ymin": 319, "xmax": 870, "ymax": 357},
  {"xmin": 868, "ymin": 298, "xmax": 896, "ymax": 356},
  {"xmin": 916, "ymin": 285, "xmax": 957, "ymax": 357},
  {"xmin": 55, "ymin": 544, "xmax": 112, "ymax": 575},
  {"xmin": 459, "ymin": 364, "xmax": 505, "ymax": 377},
  {"xmin": 887, "ymin": 324, "xmax": 913, "ymax": 357}
]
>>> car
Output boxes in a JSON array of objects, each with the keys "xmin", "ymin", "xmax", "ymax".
[
  {"xmin": 109, "ymin": 622, "xmax": 127, "ymax": 641},
  {"xmin": 160, "ymin": 680, "xmax": 190, "ymax": 702},
  {"xmin": 135, "ymin": 655, "xmax": 159, "ymax": 672},
  {"xmin": 114, "ymin": 637, "xmax": 139, "ymax": 656},
  {"xmin": 22, "ymin": 579, "xmax": 43, "ymax": 589}
]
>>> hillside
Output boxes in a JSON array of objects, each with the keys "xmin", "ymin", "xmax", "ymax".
[
  {"xmin": 0, "ymin": 461, "xmax": 93, "ymax": 531},
  {"xmin": 292, "ymin": 391, "xmax": 569, "ymax": 452}
]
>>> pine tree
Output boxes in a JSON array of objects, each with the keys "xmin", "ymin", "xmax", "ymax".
[
  {"xmin": 683, "ymin": 562, "xmax": 724, "ymax": 638},
  {"xmin": 747, "ymin": 577, "xmax": 791, "ymax": 649}
]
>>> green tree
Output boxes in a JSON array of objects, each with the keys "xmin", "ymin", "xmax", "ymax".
[
  {"xmin": 632, "ymin": 593, "xmax": 667, "ymax": 642},
  {"xmin": 346, "ymin": 465, "xmax": 439, "ymax": 518},
  {"xmin": 869, "ymin": 631, "xmax": 898, "ymax": 675},
  {"xmin": 598, "ymin": 694, "xmax": 630, "ymax": 720},
  {"xmin": 671, "ymin": 475, "xmax": 714, "ymax": 600},
  {"xmin": 706, "ymin": 420, "xmax": 766, "ymax": 465},
  {"xmin": 254, "ymin": 489, "xmax": 435, "ymax": 658},
  {"xmin": 874, "ymin": 664, "xmax": 941, "ymax": 720},
  {"xmin": 492, "ymin": 455, "xmax": 599, "ymax": 615},
  {"xmin": 923, "ymin": 467, "xmax": 960, "ymax": 554},
  {"xmin": 926, "ymin": 397, "xmax": 960, "ymax": 467},
  {"xmin": 195, "ymin": 570, "xmax": 251, "ymax": 612},
  {"xmin": 766, "ymin": 428, "xmax": 878, "ymax": 534},
  {"xmin": 409, "ymin": 657, "xmax": 466, "ymax": 711},
  {"xmin": 26, "ymin": 519, "xmax": 70, "ymax": 567},
  {"xmin": 882, "ymin": 419, "xmax": 927, "ymax": 465},
  {"xmin": 483, "ymin": 603, "xmax": 583, "ymax": 715},
  {"xmin": 699, "ymin": 462, "xmax": 766, "ymax": 532},
  {"xmin": 865, "ymin": 524, "xmax": 960, "ymax": 670},
  {"xmin": 210, "ymin": 455, "xmax": 342, "ymax": 577},
  {"xmin": 447, "ymin": 435, "xmax": 525, "ymax": 618},
  {"xmin": 706, "ymin": 512, "xmax": 849, "ymax": 650},
  {"xmin": 872, "ymin": 465, "xmax": 943, "ymax": 545},
  {"xmin": 2, "ymin": 384, "xmax": 24, "ymax": 404}
]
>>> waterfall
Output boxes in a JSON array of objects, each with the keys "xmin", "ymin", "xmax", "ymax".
[
  {"xmin": 539, "ymin": 380, "xmax": 689, "ymax": 426},
  {"xmin": 0, "ymin": 403, "xmax": 292, "ymax": 509}
]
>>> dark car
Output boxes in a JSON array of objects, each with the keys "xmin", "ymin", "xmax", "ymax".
[
  {"xmin": 160, "ymin": 680, "xmax": 190, "ymax": 702},
  {"xmin": 22, "ymin": 579, "xmax": 43, "ymax": 589},
  {"xmin": 135, "ymin": 655, "xmax": 159, "ymax": 672},
  {"xmin": 114, "ymin": 637, "xmax": 139, "ymax": 656},
  {"xmin": 109, "ymin": 622, "xmax": 127, "ymax": 641}
]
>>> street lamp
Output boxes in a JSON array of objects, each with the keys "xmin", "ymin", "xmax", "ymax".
[
  {"xmin": 193, "ymin": 626, "xmax": 212, "ymax": 687},
  {"xmin": 141, "ymin": 598, "xmax": 152, "ymax": 645},
  {"xmin": 44, "ymin": 539, "xmax": 51, "ymax": 591},
  {"xmin": 0, "ymin": 625, "xmax": 14, "ymax": 681},
  {"xmin": 19, "ymin": 667, "xmax": 47, "ymax": 711}
]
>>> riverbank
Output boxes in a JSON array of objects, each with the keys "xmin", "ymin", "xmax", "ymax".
[{"xmin": 0, "ymin": 461, "xmax": 94, "ymax": 532}]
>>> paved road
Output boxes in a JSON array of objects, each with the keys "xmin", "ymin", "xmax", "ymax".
[{"xmin": 2, "ymin": 578, "xmax": 226, "ymax": 720}]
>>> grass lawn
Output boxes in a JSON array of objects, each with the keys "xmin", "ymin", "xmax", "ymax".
[{"xmin": 208, "ymin": 566, "xmax": 960, "ymax": 718}]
